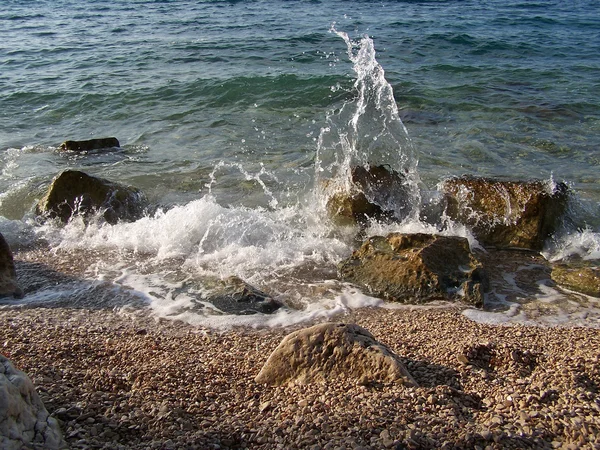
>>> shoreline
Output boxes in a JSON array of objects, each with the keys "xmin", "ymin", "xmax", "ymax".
[{"xmin": 2, "ymin": 306, "xmax": 599, "ymax": 449}]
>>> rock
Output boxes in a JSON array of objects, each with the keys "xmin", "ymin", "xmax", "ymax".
[
  {"xmin": 0, "ymin": 233, "xmax": 23, "ymax": 299},
  {"xmin": 338, "ymin": 233, "xmax": 487, "ymax": 307},
  {"xmin": 326, "ymin": 191, "xmax": 385, "ymax": 226},
  {"xmin": 206, "ymin": 276, "xmax": 282, "ymax": 315},
  {"xmin": 36, "ymin": 170, "xmax": 147, "ymax": 224},
  {"xmin": 326, "ymin": 165, "xmax": 410, "ymax": 225},
  {"xmin": 59, "ymin": 137, "xmax": 120, "ymax": 152},
  {"xmin": 255, "ymin": 322, "xmax": 417, "ymax": 386},
  {"xmin": 0, "ymin": 355, "xmax": 66, "ymax": 449},
  {"xmin": 551, "ymin": 260, "xmax": 600, "ymax": 298},
  {"xmin": 441, "ymin": 176, "xmax": 569, "ymax": 250}
]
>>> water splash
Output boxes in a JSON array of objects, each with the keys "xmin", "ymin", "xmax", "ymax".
[{"xmin": 315, "ymin": 26, "xmax": 421, "ymax": 220}]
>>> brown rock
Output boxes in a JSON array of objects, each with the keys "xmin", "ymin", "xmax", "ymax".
[
  {"xmin": 59, "ymin": 137, "xmax": 120, "ymax": 152},
  {"xmin": 551, "ymin": 260, "xmax": 600, "ymax": 298},
  {"xmin": 441, "ymin": 176, "xmax": 569, "ymax": 250},
  {"xmin": 339, "ymin": 233, "xmax": 487, "ymax": 307},
  {"xmin": 325, "ymin": 165, "xmax": 410, "ymax": 225},
  {"xmin": 255, "ymin": 322, "xmax": 417, "ymax": 386},
  {"xmin": 0, "ymin": 233, "xmax": 23, "ymax": 299},
  {"xmin": 36, "ymin": 170, "xmax": 147, "ymax": 224},
  {"xmin": 205, "ymin": 276, "xmax": 282, "ymax": 315}
]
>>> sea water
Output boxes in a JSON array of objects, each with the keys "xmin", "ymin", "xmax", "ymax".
[{"xmin": 1, "ymin": 0, "xmax": 599, "ymax": 328}]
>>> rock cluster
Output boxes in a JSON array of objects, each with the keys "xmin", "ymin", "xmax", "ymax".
[
  {"xmin": 0, "ymin": 355, "xmax": 66, "ymax": 450},
  {"xmin": 255, "ymin": 322, "xmax": 417, "ymax": 386},
  {"xmin": 339, "ymin": 233, "xmax": 487, "ymax": 307}
]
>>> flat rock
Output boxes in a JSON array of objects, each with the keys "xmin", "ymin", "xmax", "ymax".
[
  {"xmin": 339, "ymin": 233, "xmax": 487, "ymax": 307},
  {"xmin": 0, "ymin": 233, "xmax": 23, "ymax": 299},
  {"xmin": 441, "ymin": 176, "xmax": 569, "ymax": 250},
  {"xmin": 59, "ymin": 137, "xmax": 120, "ymax": 152},
  {"xmin": 551, "ymin": 260, "xmax": 600, "ymax": 298},
  {"xmin": 0, "ymin": 355, "xmax": 66, "ymax": 450},
  {"xmin": 36, "ymin": 170, "xmax": 147, "ymax": 224},
  {"xmin": 255, "ymin": 322, "xmax": 417, "ymax": 386},
  {"xmin": 206, "ymin": 276, "xmax": 282, "ymax": 315}
]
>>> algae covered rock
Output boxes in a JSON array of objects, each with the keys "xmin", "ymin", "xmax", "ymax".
[
  {"xmin": 206, "ymin": 276, "xmax": 282, "ymax": 315},
  {"xmin": 441, "ymin": 176, "xmax": 569, "ymax": 250},
  {"xmin": 0, "ymin": 233, "xmax": 23, "ymax": 299},
  {"xmin": 255, "ymin": 322, "xmax": 417, "ymax": 386},
  {"xmin": 551, "ymin": 260, "xmax": 600, "ymax": 298},
  {"xmin": 59, "ymin": 137, "xmax": 120, "ymax": 152},
  {"xmin": 0, "ymin": 355, "xmax": 66, "ymax": 450},
  {"xmin": 326, "ymin": 165, "xmax": 411, "ymax": 225},
  {"xmin": 339, "ymin": 233, "xmax": 487, "ymax": 307},
  {"xmin": 36, "ymin": 170, "xmax": 147, "ymax": 224}
]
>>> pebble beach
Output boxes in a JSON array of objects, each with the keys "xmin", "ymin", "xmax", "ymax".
[{"xmin": 2, "ymin": 306, "xmax": 599, "ymax": 449}]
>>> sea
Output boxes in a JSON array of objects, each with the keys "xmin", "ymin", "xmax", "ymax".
[{"xmin": 1, "ymin": 0, "xmax": 599, "ymax": 328}]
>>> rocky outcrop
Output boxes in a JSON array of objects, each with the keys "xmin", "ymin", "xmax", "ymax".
[
  {"xmin": 206, "ymin": 276, "xmax": 282, "ymax": 315},
  {"xmin": 0, "ymin": 355, "xmax": 66, "ymax": 450},
  {"xmin": 255, "ymin": 322, "xmax": 417, "ymax": 386},
  {"xmin": 339, "ymin": 233, "xmax": 487, "ymax": 307},
  {"xmin": 36, "ymin": 170, "xmax": 147, "ymax": 225},
  {"xmin": 326, "ymin": 165, "xmax": 410, "ymax": 225},
  {"xmin": 441, "ymin": 176, "xmax": 569, "ymax": 250},
  {"xmin": 0, "ymin": 233, "xmax": 23, "ymax": 299},
  {"xmin": 59, "ymin": 137, "xmax": 120, "ymax": 152},
  {"xmin": 551, "ymin": 260, "xmax": 600, "ymax": 298}
]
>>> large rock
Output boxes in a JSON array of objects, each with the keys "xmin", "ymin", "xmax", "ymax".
[
  {"xmin": 0, "ymin": 355, "xmax": 66, "ymax": 450},
  {"xmin": 339, "ymin": 233, "xmax": 487, "ymax": 307},
  {"xmin": 441, "ymin": 176, "xmax": 569, "ymax": 250},
  {"xmin": 255, "ymin": 323, "xmax": 417, "ymax": 386},
  {"xmin": 36, "ymin": 170, "xmax": 147, "ymax": 224},
  {"xmin": 59, "ymin": 137, "xmax": 120, "ymax": 152},
  {"xmin": 326, "ymin": 165, "xmax": 410, "ymax": 225},
  {"xmin": 0, "ymin": 233, "xmax": 23, "ymax": 299},
  {"xmin": 551, "ymin": 260, "xmax": 600, "ymax": 298},
  {"xmin": 206, "ymin": 276, "xmax": 282, "ymax": 315}
]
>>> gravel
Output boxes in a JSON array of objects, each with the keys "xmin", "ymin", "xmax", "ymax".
[{"xmin": 1, "ymin": 306, "xmax": 599, "ymax": 449}]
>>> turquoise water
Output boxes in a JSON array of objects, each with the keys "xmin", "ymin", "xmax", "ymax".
[{"xmin": 1, "ymin": 0, "xmax": 599, "ymax": 326}]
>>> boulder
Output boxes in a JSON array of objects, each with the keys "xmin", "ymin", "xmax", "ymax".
[
  {"xmin": 551, "ymin": 260, "xmax": 600, "ymax": 298},
  {"xmin": 441, "ymin": 176, "xmax": 569, "ymax": 250},
  {"xmin": 59, "ymin": 137, "xmax": 120, "ymax": 152},
  {"xmin": 0, "ymin": 233, "xmax": 23, "ymax": 299},
  {"xmin": 339, "ymin": 233, "xmax": 487, "ymax": 307},
  {"xmin": 36, "ymin": 170, "xmax": 147, "ymax": 224},
  {"xmin": 206, "ymin": 276, "xmax": 282, "ymax": 315},
  {"xmin": 0, "ymin": 355, "xmax": 66, "ymax": 450},
  {"xmin": 255, "ymin": 322, "xmax": 417, "ymax": 386},
  {"xmin": 326, "ymin": 165, "xmax": 410, "ymax": 225}
]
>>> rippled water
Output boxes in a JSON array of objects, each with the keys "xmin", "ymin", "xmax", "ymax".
[{"xmin": 1, "ymin": 0, "xmax": 599, "ymax": 327}]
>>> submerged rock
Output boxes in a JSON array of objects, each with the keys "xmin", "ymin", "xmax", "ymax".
[
  {"xmin": 36, "ymin": 170, "xmax": 147, "ymax": 224},
  {"xmin": 551, "ymin": 260, "xmax": 600, "ymax": 298},
  {"xmin": 326, "ymin": 165, "xmax": 410, "ymax": 225},
  {"xmin": 206, "ymin": 276, "xmax": 282, "ymax": 315},
  {"xmin": 0, "ymin": 355, "xmax": 66, "ymax": 449},
  {"xmin": 339, "ymin": 233, "xmax": 487, "ymax": 307},
  {"xmin": 255, "ymin": 322, "xmax": 417, "ymax": 386},
  {"xmin": 441, "ymin": 176, "xmax": 569, "ymax": 250},
  {"xmin": 59, "ymin": 137, "xmax": 120, "ymax": 152},
  {"xmin": 0, "ymin": 233, "xmax": 23, "ymax": 299}
]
